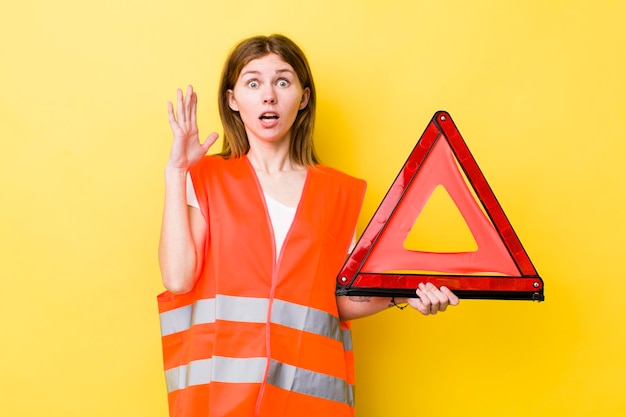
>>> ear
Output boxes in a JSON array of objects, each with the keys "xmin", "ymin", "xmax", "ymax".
[
  {"xmin": 299, "ymin": 87, "xmax": 311, "ymax": 110},
  {"xmin": 227, "ymin": 89, "xmax": 239, "ymax": 111}
]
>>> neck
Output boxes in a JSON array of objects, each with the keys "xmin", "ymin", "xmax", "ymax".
[{"xmin": 247, "ymin": 143, "xmax": 302, "ymax": 174}]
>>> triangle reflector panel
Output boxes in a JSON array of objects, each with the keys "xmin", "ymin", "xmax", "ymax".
[{"xmin": 337, "ymin": 111, "xmax": 544, "ymax": 301}]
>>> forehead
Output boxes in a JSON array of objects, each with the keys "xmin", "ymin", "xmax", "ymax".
[{"xmin": 238, "ymin": 53, "xmax": 296, "ymax": 77}]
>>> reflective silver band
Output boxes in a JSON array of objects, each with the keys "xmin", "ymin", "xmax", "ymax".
[
  {"xmin": 165, "ymin": 357, "xmax": 354, "ymax": 406},
  {"xmin": 268, "ymin": 360, "xmax": 354, "ymax": 406},
  {"xmin": 341, "ymin": 328, "xmax": 353, "ymax": 351},
  {"xmin": 159, "ymin": 298, "xmax": 216, "ymax": 336},
  {"xmin": 160, "ymin": 296, "xmax": 344, "ymax": 344},
  {"xmin": 271, "ymin": 299, "xmax": 340, "ymax": 340},
  {"xmin": 160, "ymin": 295, "xmax": 355, "ymax": 405},
  {"xmin": 216, "ymin": 295, "xmax": 268, "ymax": 324},
  {"xmin": 164, "ymin": 356, "xmax": 267, "ymax": 393},
  {"xmin": 165, "ymin": 358, "xmax": 212, "ymax": 393}
]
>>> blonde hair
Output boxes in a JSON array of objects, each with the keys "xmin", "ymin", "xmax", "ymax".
[{"xmin": 217, "ymin": 34, "xmax": 319, "ymax": 165}]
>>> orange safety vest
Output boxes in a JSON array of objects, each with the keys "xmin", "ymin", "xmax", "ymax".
[{"xmin": 158, "ymin": 155, "xmax": 366, "ymax": 417}]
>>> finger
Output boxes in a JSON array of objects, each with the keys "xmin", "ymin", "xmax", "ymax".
[
  {"xmin": 167, "ymin": 101, "xmax": 174, "ymax": 121},
  {"xmin": 441, "ymin": 286, "xmax": 460, "ymax": 307},
  {"xmin": 424, "ymin": 282, "xmax": 451, "ymax": 312},
  {"xmin": 410, "ymin": 284, "xmax": 437, "ymax": 315},
  {"xmin": 419, "ymin": 283, "xmax": 442, "ymax": 314},
  {"xmin": 406, "ymin": 296, "xmax": 430, "ymax": 315},
  {"xmin": 190, "ymin": 91, "xmax": 198, "ymax": 128},
  {"xmin": 200, "ymin": 132, "xmax": 220, "ymax": 153},
  {"xmin": 176, "ymin": 88, "xmax": 185, "ymax": 124},
  {"xmin": 183, "ymin": 85, "xmax": 194, "ymax": 123},
  {"xmin": 167, "ymin": 101, "xmax": 179, "ymax": 131}
]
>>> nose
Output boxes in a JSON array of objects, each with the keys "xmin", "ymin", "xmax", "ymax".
[{"xmin": 262, "ymin": 86, "xmax": 276, "ymax": 104}]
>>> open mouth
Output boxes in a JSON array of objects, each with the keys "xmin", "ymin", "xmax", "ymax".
[{"xmin": 259, "ymin": 113, "xmax": 279, "ymax": 120}]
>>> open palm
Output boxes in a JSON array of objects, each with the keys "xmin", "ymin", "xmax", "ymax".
[{"xmin": 167, "ymin": 85, "xmax": 218, "ymax": 169}]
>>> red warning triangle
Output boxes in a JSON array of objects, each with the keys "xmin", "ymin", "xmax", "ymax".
[{"xmin": 337, "ymin": 111, "xmax": 544, "ymax": 301}]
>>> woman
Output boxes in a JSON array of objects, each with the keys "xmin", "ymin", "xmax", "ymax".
[{"xmin": 158, "ymin": 34, "xmax": 458, "ymax": 417}]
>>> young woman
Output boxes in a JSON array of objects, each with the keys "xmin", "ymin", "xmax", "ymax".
[{"xmin": 158, "ymin": 34, "xmax": 458, "ymax": 417}]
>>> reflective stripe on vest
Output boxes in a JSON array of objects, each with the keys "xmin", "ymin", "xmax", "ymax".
[
  {"xmin": 160, "ymin": 295, "xmax": 355, "ymax": 405},
  {"xmin": 267, "ymin": 359, "xmax": 355, "ymax": 406},
  {"xmin": 165, "ymin": 357, "xmax": 267, "ymax": 391},
  {"xmin": 165, "ymin": 357, "xmax": 355, "ymax": 406},
  {"xmin": 160, "ymin": 295, "xmax": 342, "ymax": 343}
]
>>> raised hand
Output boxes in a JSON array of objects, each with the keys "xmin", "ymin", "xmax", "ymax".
[{"xmin": 167, "ymin": 85, "xmax": 219, "ymax": 170}]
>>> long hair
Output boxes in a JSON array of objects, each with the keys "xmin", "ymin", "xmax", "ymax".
[{"xmin": 217, "ymin": 34, "xmax": 319, "ymax": 166}]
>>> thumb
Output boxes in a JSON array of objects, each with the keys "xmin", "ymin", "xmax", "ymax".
[{"xmin": 201, "ymin": 132, "xmax": 219, "ymax": 152}]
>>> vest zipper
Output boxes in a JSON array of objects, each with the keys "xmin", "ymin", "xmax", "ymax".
[{"xmin": 247, "ymin": 159, "xmax": 309, "ymax": 416}]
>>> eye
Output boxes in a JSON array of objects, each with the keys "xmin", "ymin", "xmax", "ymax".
[
  {"xmin": 247, "ymin": 80, "xmax": 259, "ymax": 88},
  {"xmin": 277, "ymin": 79, "xmax": 290, "ymax": 88}
]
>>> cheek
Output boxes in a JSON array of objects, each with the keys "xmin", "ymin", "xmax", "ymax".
[
  {"xmin": 230, "ymin": 98, "xmax": 251, "ymax": 116},
  {"xmin": 236, "ymin": 95, "xmax": 257, "ymax": 110}
]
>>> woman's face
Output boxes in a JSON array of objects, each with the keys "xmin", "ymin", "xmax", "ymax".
[{"xmin": 228, "ymin": 53, "xmax": 310, "ymax": 149}]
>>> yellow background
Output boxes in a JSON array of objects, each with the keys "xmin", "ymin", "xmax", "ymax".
[{"xmin": 1, "ymin": 1, "xmax": 624, "ymax": 416}]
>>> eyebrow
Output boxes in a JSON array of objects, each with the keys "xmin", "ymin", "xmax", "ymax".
[{"xmin": 240, "ymin": 68, "xmax": 295, "ymax": 77}]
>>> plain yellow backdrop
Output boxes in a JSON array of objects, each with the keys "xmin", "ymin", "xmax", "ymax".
[{"xmin": 1, "ymin": 1, "xmax": 624, "ymax": 416}]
